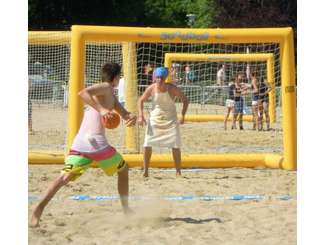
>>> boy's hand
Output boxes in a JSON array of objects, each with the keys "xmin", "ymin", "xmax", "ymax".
[
  {"xmin": 138, "ymin": 115, "xmax": 146, "ymax": 126},
  {"xmin": 124, "ymin": 113, "xmax": 137, "ymax": 127},
  {"xmin": 178, "ymin": 115, "xmax": 185, "ymax": 124},
  {"xmin": 100, "ymin": 110, "xmax": 117, "ymax": 122},
  {"xmin": 100, "ymin": 108, "xmax": 112, "ymax": 117}
]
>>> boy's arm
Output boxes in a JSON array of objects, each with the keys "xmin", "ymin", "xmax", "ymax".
[
  {"xmin": 78, "ymin": 83, "xmax": 111, "ymax": 115},
  {"xmin": 113, "ymin": 96, "xmax": 131, "ymax": 120},
  {"xmin": 113, "ymin": 98, "xmax": 137, "ymax": 126}
]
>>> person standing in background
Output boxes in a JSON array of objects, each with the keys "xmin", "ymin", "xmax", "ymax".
[
  {"xmin": 118, "ymin": 76, "xmax": 125, "ymax": 107},
  {"xmin": 184, "ymin": 65, "xmax": 195, "ymax": 84},
  {"xmin": 217, "ymin": 64, "xmax": 226, "ymax": 86}
]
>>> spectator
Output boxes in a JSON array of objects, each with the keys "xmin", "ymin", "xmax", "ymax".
[
  {"xmin": 139, "ymin": 63, "xmax": 154, "ymax": 95},
  {"xmin": 184, "ymin": 65, "xmax": 195, "ymax": 84},
  {"xmin": 170, "ymin": 63, "xmax": 180, "ymax": 85},
  {"xmin": 232, "ymin": 73, "xmax": 249, "ymax": 130},
  {"xmin": 217, "ymin": 64, "xmax": 226, "ymax": 86},
  {"xmin": 224, "ymin": 81, "xmax": 235, "ymax": 130},
  {"xmin": 258, "ymin": 77, "xmax": 273, "ymax": 131},
  {"xmin": 118, "ymin": 76, "xmax": 125, "ymax": 107}
]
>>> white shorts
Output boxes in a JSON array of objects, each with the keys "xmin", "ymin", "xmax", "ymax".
[
  {"xmin": 226, "ymin": 99, "xmax": 235, "ymax": 108},
  {"xmin": 252, "ymin": 100, "xmax": 258, "ymax": 106}
]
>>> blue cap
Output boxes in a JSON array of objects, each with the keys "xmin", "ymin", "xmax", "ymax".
[{"xmin": 153, "ymin": 67, "xmax": 169, "ymax": 78}]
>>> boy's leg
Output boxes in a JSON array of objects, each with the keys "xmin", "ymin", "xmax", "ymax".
[
  {"xmin": 95, "ymin": 148, "xmax": 133, "ymax": 215},
  {"xmin": 172, "ymin": 148, "xmax": 182, "ymax": 176},
  {"xmin": 239, "ymin": 113, "xmax": 244, "ymax": 130},
  {"xmin": 30, "ymin": 151, "xmax": 92, "ymax": 227},
  {"xmin": 252, "ymin": 105, "xmax": 257, "ymax": 130},
  {"xmin": 239, "ymin": 100, "xmax": 244, "ymax": 130},
  {"xmin": 143, "ymin": 146, "xmax": 152, "ymax": 177},
  {"xmin": 30, "ymin": 172, "xmax": 74, "ymax": 227},
  {"xmin": 265, "ymin": 112, "xmax": 270, "ymax": 130},
  {"xmin": 117, "ymin": 164, "xmax": 132, "ymax": 214},
  {"xmin": 224, "ymin": 107, "xmax": 230, "ymax": 130},
  {"xmin": 232, "ymin": 112, "xmax": 237, "ymax": 129},
  {"xmin": 232, "ymin": 101, "xmax": 240, "ymax": 129},
  {"xmin": 258, "ymin": 101, "xmax": 264, "ymax": 131},
  {"xmin": 263, "ymin": 102, "xmax": 271, "ymax": 130}
]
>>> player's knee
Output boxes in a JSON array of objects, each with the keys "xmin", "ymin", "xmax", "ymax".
[
  {"xmin": 118, "ymin": 161, "xmax": 128, "ymax": 175},
  {"xmin": 58, "ymin": 173, "xmax": 72, "ymax": 186}
]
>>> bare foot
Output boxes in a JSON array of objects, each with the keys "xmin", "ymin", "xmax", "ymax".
[
  {"xmin": 143, "ymin": 172, "xmax": 149, "ymax": 178},
  {"xmin": 123, "ymin": 207, "xmax": 135, "ymax": 216},
  {"xmin": 176, "ymin": 171, "xmax": 182, "ymax": 177},
  {"xmin": 30, "ymin": 206, "xmax": 43, "ymax": 228}
]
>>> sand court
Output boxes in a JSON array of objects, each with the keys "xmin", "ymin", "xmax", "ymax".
[{"xmin": 28, "ymin": 166, "xmax": 296, "ymax": 245}]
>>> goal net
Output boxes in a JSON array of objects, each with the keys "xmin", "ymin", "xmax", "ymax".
[
  {"xmin": 135, "ymin": 45, "xmax": 282, "ymax": 154},
  {"xmin": 28, "ymin": 31, "xmax": 71, "ymax": 152}
]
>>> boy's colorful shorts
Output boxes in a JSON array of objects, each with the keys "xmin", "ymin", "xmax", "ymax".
[{"xmin": 61, "ymin": 146, "xmax": 126, "ymax": 181}]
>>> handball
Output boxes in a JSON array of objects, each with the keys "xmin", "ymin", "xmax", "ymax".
[{"xmin": 101, "ymin": 111, "xmax": 121, "ymax": 129}]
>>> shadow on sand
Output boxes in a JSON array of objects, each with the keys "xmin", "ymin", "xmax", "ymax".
[{"xmin": 163, "ymin": 217, "xmax": 223, "ymax": 224}]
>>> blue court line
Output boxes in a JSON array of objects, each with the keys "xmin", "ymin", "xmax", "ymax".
[
  {"xmin": 130, "ymin": 169, "xmax": 222, "ymax": 173},
  {"xmin": 28, "ymin": 194, "xmax": 295, "ymax": 203}
]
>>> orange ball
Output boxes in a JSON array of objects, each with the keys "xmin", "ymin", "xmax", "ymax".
[{"xmin": 101, "ymin": 111, "xmax": 121, "ymax": 129}]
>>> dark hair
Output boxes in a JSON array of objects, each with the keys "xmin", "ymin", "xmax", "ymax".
[
  {"xmin": 101, "ymin": 63, "xmax": 121, "ymax": 83},
  {"xmin": 235, "ymin": 72, "xmax": 244, "ymax": 82},
  {"xmin": 251, "ymin": 70, "xmax": 259, "ymax": 77}
]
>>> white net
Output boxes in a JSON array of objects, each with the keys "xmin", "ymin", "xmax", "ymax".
[
  {"xmin": 28, "ymin": 32, "xmax": 70, "ymax": 151},
  {"xmin": 134, "ymin": 42, "xmax": 282, "ymax": 154},
  {"xmin": 29, "ymin": 32, "xmax": 284, "ymax": 156}
]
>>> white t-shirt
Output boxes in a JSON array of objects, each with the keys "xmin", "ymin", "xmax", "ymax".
[
  {"xmin": 118, "ymin": 77, "xmax": 125, "ymax": 103},
  {"xmin": 217, "ymin": 68, "xmax": 225, "ymax": 85}
]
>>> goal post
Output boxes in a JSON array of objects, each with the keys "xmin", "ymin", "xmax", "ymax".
[
  {"xmin": 122, "ymin": 42, "xmax": 138, "ymax": 152},
  {"xmin": 29, "ymin": 26, "xmax": 296, "ymax": 171},
  {"xmin": 164, "ymin": 52, "xmax": 276, "ymax": 123},
  {"xmin": 68, "ymin": 25, "xmax": 296, "ymax": 170}
]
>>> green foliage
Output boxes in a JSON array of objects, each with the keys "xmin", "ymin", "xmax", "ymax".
[
  {"xmin": 28, "ymin": 0, "xmax": 296, "ymax": 30},
  {"xmin": 142, "ymin": 0, "xmax": 217, "ymax": 27},
  {"xmin": 143, "ymin": 0, "xmax": 187, "ymax": 27},
  {"xmin": 185, "ymin": 0, "xmax": 217, "ymax": 28}
]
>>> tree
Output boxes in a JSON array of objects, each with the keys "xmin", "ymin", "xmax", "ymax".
[
  {"xmin": 211, "ymin": 0, "xmax": 296, "ymax": 29},
  {"xmin": 28, "ymin": 0, "xmax": 146, "ymax": 30},
  {"xmin": 28, "ymin": 0, "xmax": 296, "ymax": 31}
]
